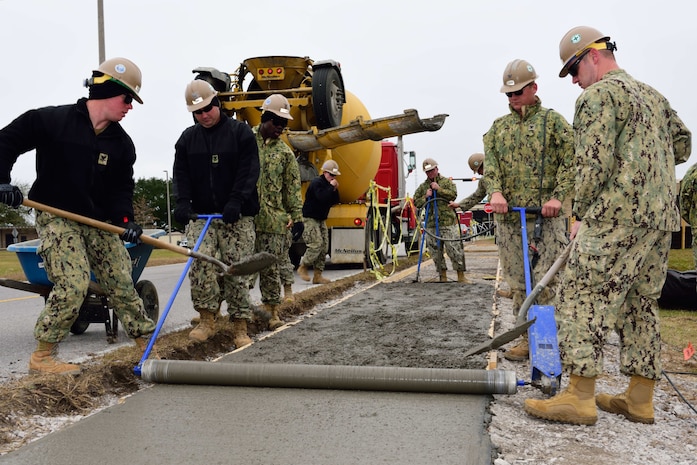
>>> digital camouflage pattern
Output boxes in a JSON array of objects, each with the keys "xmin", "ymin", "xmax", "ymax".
[
  {"xmin": 187, "ymin": 217, "xmax": 255, "ymax": 321},
  {"xmin": 496, "ymin": 217, "xmax": 568, "ymax": 314},
  {"xmin": 558, "ymin": 221, "xmax": 670, "ymax": 379},
  {"xmin": 679, "ymin": 162, "xmax": 697, "ymax": 267},
  {"xmin": 279, "ymin": 229, "xmax": 295, "ymax": 286},
  {"xmin": 252, "ymin": 127, "xmax": 303, "ymax": 234},
  {"xmin": 457, "ymin": 177, "xmax": 487, "ymax": 212},
  {"xmin": 254, "ymin": 232, "xmax": 286, "ymax": 305},
  {"xmin": 572, "ymin": 70, "xmax": 690, "ymax": 230},
  {"xmin": 301, "ymin": 218, "xmax": 328, "ymax": 271},
  {"xmin": 483, "ymin": 97, "xmax": 574, "ymax": 312},
  {"xmin": 559, "ymin": 69, "xmax": 691, "ymax": 381},
  {"xmin": 414, "ymin": 174, "xmax": 464, "ymax": 272},
  {"xmin": 252, "ymin": 126, "xmax": 303, "ymax": 304},
  {"xmin": 483, "ymin": 97, "xmax": 574, "ymax": 224},
  {"xmin": 34, "ymin": 212, "xmax": 155, "ymax": 342},
  {"xmin": 414, "ymin": 174, "xmax": 459, "ymax": 227}
]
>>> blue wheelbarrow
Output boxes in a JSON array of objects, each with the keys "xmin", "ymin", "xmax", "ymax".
[{"xmin": 0, "ymin": 229, "xmax": 165, "ymax": 343}]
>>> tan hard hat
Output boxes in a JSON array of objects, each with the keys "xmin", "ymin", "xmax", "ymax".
[
  {"xmin": 558, "ymin": 26, "xmax": 611, "ymax": 77},
  {"xmin": 321, "ymin": 159, "xmax": 341, "ymax": 176},
  {"xmin": 500, "ymin": 59, "xmax": 537, "ymax": 93},
  {"xmin": 261, "ymin": 94, "xmax": 293, "ymax": 120},
  {"xmin": 92, "ymin": 57, "xmax": 143, "ymax": 103},
  {"xmin": 422, "ymin": 158, "xmax": 438, "ymax": 172},
  {"xmin": 185, "ymin": 80, "xmax": 218, "ymax": 112},
  {"xmin": 468, "ymin": 153, "xmax": 484, "ymax": 172}
]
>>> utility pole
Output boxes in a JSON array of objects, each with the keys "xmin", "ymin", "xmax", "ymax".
[
  {"xmin": 163, "ymin": 170, "xmax": 172, "ymax": 242},
  {"xmin": 97, "ymin": 0, "xmax": 105, "ymax": 63}
]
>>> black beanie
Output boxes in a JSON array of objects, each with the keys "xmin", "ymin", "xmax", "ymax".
[{"xmin": 88, "ymin": 77, "xmax": 132, "ymax": 101}]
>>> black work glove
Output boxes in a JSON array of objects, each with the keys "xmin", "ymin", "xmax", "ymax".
[
  {"xmin": 174, "ymin": 200, "xmax": 195, "ymax": 225},
  {"xmin": 291, "ymin": 221, "xmax": 304, "ymax": 241},
  {"xmin": 120, "ymin": 221, "xmax": 143, "ymax": 244},
  {"xmin": 222, "ymin": 201, "xmax": 241, "ymax": 225},
  {"xmin": 0, "ymin": 184, "xmax": 23, "ymax": 208}
]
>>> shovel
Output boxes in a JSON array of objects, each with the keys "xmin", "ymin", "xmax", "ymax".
[
  {"xmin": 463, "ymin": 241, "xmax": 572, "ymax": 357},
  {"xmin": 22, "ymin": 199, "xmax": 276, "ymax": 276}
]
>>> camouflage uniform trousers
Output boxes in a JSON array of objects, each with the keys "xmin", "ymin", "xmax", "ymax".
[
  {"xmin": 557, "ymin": 220, "xmax": 668, "ymax": 380},
  {"xmin": 424, "ymin": 224, "xmax": 465, "ymax": 272},
  {"xmin": 254, "ymin": 231, "xmax": 287, "ymax": 306},
  {"xmin": 187, "ymin": 216, "xmax": 255, "ymax": 321},
  {"xmin": 496, "ymin": 216, "xmax": 568, "ymax": 315},
  {"xmin": 279, "ymin": 230, "xmax": 294, "ymax": 286},
  {"xmin": 300, "ymin": 218, "xmax": 328, "ymax": 271},
  {"xmin": 34, "ymin": 212, "xmax": 155, "ymax": 343}
]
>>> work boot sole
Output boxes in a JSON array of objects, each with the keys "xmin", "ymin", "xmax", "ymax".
[
  {"xmin": 524, "ymin": 400, "xmax": 597, "ymax": 425},
  {"xmin": 503, "ymin": 351, "xmax": 529, "ymax": 362}
]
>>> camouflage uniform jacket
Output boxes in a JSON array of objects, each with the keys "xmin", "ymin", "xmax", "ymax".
[
  {"xmin": 252, "ymin": 125, "xmax": 303, "ymax": 234},
  {"xmin": 573, "ymin": 69, "xmax": 691, "ymax": 231},
  {"xmin": 483, "ymin": 97, "xmax": 574, "ymax": 223},
  {"xmin": 680, "ymin": 162, "xmax": 697, "ymax": 227},
  {"xmin": 414, "ymin": 173, "xmax": 458, "ymax": 227},
  {"xmin": 457, "ymin": 177, "xmax": 487, "ymax": 212}
]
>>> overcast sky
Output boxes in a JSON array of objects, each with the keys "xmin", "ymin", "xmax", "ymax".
[{"xmin": 0, "ymin": 0, "xmax": 694, "ymax": 199}]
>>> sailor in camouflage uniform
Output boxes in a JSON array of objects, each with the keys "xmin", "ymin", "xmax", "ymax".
[
  {"xmin": 524, "ymin": 26, "xmax": 691, "ymax": 426},
  {"xmin": 484, "ymin": 59, "xmax": 574, "ymax": 361},
  {"xmin": 174, "ymin": 80, "xmax": 260, "ymax": 348},
  {"xmin": 0, "ymin": 58, "xmax": 156, "ymax": 375},
  {"xmin": 679, "ymin": 162, "xmax": 697, "ymax": 270},
  {"xmin": 449, "ymin": 152, "xmax": 487, "ymax": 212},
  {"xmin": 414, "ymin": 158, "xmax": 468, "ymax": 283},
  {"xmin": 252, "ymin": 95, "xmax": 304, "ymax": 330}
]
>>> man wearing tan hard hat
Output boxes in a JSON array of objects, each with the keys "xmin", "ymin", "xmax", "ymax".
[{"xmin": 524, "ymin": 26, "xmax": 692, "ymax": 427}]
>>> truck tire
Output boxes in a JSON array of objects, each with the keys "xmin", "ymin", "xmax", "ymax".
[{"xmin": 312, "ymin": 67, "xmax": 344, "ymax": 129}]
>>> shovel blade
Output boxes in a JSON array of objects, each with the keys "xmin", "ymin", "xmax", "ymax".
[
  {"xmin": 464, "ymin": 317, "xmax": 536, "ymax": 357},
  {"xmin": 227, "ymin": 252, "xmax": 277, "ymax": 276}
]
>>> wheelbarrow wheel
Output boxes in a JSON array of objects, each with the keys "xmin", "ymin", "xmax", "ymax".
[
  {"xmin": 70, "ymin": 320, "xmax": 90, "ymax": 335},
  {"xmin": 136, "ymin": 280, "xmax": 159, "ymax": 323}
]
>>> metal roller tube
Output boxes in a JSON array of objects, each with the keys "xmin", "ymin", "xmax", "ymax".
[{"xmin": 140, "ymin": 360, "xmax": 518, "ymax": 395}]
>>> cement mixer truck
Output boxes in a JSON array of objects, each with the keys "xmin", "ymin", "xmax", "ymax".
[{"xmin": 193, "ymin": 56, "xmax": 447, "ymax": 267}]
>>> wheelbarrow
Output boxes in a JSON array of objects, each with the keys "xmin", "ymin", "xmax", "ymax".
[{"xmin": 0, "ymin": 229, "xmax": 165, "ymax": 343}]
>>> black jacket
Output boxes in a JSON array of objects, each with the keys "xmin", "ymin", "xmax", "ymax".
[
  {"xmin": 0, "ymin": 98, "xmax": 137, "ymax": 224},
  {"xmin": 302, "ymin": 174, "xmax": 339, "ymax": 220},
  {"xmin": 173, "ymin": 113, "xmax": 260, "ymax": 216}
]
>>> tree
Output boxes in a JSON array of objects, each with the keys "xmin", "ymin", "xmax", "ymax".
[{"xmin": 133, "ymin": 177, "xmax": 173, "ymax": 231}]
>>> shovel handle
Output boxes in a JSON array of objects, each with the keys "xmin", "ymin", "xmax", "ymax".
[{"xmin": 22, "ymin": 199, "xmax": 231, "ymax": 273}]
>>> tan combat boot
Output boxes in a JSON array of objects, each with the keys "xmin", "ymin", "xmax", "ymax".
[
  {"xmin": 524, "ymin": 374, "xmax": 597, "ymax": 425},
  {"xmin": 232, "ymin": 318, "xmax": 252, "ymax": 348},
  {"xmin": 190, "ymin": 309, "xmax": 221, "ymax": 326},
  {"xmin": 457, "ymin": 271, "xmax": 470, "ymax": 283},
  {"xmin": 595, "ymin": 375, "xmax": 655, "ymax": 424},
  {"xmin": 504, "ymin": 336, "xmax": 529, "ymax": 362},
  {"xmin": 135, "ymin": 336, "xmax": 160, "ymax": 360},
  {"xmin": 29, "ymin": 341, "xmax": 81, "ymax": 375},
  {"xmin": 439, "ymin": 270, "xmax": 448, "ymax": 282},
  {"xmin": 189, "ymin": 310, "xmax": 217, "ymax": 342},
  {"xmin": 312, "ymin": 269, "xmax": 331, "ymax": 284},
  {"xmin": 297, "ymin": 263, "xmax": 310, "ymax": 281},
  {"xmin": 283, "ymin": 283, "xmax": 295, "ymax": 303},
  {"xmin": 266, "ymin": 304, "xmax": 284, "ymax": 330}
]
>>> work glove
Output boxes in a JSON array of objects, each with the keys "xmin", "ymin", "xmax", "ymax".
[
  {"xmin": 174, "ymin": 200, "xmax": 195, "ymax": 225},
  {"xmin": 222, "ymin": 201, "xmax": 241, "ymax": 225},
  {"xmin": 0, "ymin": 184, "xmax": 23, "ymax": 208},
  {"xmin": 291, "ymin": 221, "xmax": 304, "ymax": 241},
  {"xmin": 120, "ymin": 221, "xmax": 143, "ymax": 244}
]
